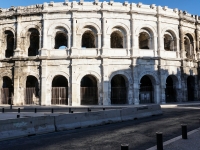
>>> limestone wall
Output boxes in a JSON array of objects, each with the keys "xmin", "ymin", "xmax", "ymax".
[{"xmin": 0, "ymin": 1, "xmax": 199, "ymax": 105}]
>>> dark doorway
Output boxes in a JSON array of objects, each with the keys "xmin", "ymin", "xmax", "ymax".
[
  {"xmin": 5, "ymin": 30, "xmax": 14, "ymax": 58},
  {"xmin": 187, "ymin": 76, "xmax": 195, "ymax": 101},
  {"xmin": 52, "ymin": 75, "xmax": 68, "ymax": 105},
  {"xmin": 54, "ymin": 32, "xmax": 68, "ymax": 49},
  {"xmin": 165, "ymin": 76, "xmax": 176, "ymax": 103},
  {"xmin": 82, "ymin": 31, "xmax": 95, "ymax": 48},
  {"xmin": 111, "ymin": 31, "xmax": 123, "ymax": 48},
  {"xmin": 1, "ymin": 76, "xmax": 13, "ymax": 104},
  {"xmin": 25, "ymin": 76, "xmax": 39, "ymax": 105},
  {"xmin": 28, "ymin": 28, "xmax": 39, "ymax": 56},
  {"xmin": 111, "ymin": 75, "xmax": 127, "ymax": 104},
  {"xmin": 80, "ymin": 75, "xmax": 98, "ymax": 105},
  {"xmin": 140, "ymin": 75, "xmax": 153, "ymax": 104}
]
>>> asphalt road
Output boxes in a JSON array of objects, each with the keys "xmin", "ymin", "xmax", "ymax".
[{"xmin": 0, "ymin": 106, "xmax": 200, "ymax": 150}]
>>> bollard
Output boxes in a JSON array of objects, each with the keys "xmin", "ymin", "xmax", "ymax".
[
  {"xmin": 69, "ymin": 108, "xmax": 71, "ymax": 113},
  {"xmin": 121, "ymin": 144, "xmax": 129, "ymax": 150},
  {"xmin": 35, "ymin": 108, "xmax": 37, "ymax": 113},
  {"xmin": 17, "ymin": 115, "xmax": 20, "ymax": 118},
  {"xmin": 51, "ymin": 108, "xmax": 54, "ymax": 113},
  {"xmin": 88, "ymin": 108, "xmax": 91, "ymax": 112},
  {"xmin": 10, "ymin": 104, "xmax": 12, "ymax": 109},
  {"xmin": 18, "ymin": 108, "xmax": 20, "ymax": 113},
  {"xmin": 2, "ymin": 108, "xmax": 4, "ymax": 113},
  {"xmin": 156, "ymin": 132, "xmax": 163, "ymax": 150},
  {"xmin": 181, "ymin": 124, "xmax": 187, "ymax": 139}
]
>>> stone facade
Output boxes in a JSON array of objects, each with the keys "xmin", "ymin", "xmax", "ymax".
[{"xmin": 0, "ymin": 1, "xmax": 200, "ymax": 106}]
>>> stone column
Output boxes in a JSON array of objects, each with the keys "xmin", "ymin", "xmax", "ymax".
[
  {"xmin": 130, "ymin": 15, "xmax": 135, "ymax": 56},
  {"xmin": 154, "ymin": 84, "xmax": 160, "ymax": 104},
  {"xmin": 71, "ymin": 60, "xmax": 79, "ymax": 106},
  {"xmin": 153, "ymin": 36, "xmax": 158, "ymax": 57},
  {"xmin": 179, "ymin": 18, "xmax": 185, "ymax": 58},
  {"xmin": 68, "ymin": 33, "xmax": 71, "ymax": 49},
  {"xmin": 126, "ymin": 34, "xmax": 130, "ymax": 56},
  {"xmin": 0, "ymin": 25, "xmax": 2, "ymax": 59},
  {"xmin": 102, "ymin": 16, "xmax": 109, "ymax": 56},
  {"xmin": 176, "ymin": 37, "xmax": 180, "ymax": 58},
  {"xmin": 161, "ymin": 88, "xmax": 166, "ymax": 104},
  {"xmin": 68, "ymin": 33, "xmax": 71, "ymax": 55},
  {"xmin": 102, "ymin": 59, "xmax": 110, "ymax": 105},
  {"xmin": 134, "ymin": 87, "xmax": 140, "ymax": 105},
  {"xmin": 132, "ymin": 58, "xmax": 140, "ymax": 105},
  {"xmin": 13, "ymin": 61, "xmax": 20, "ymax": 105},
  {"xmin": 14, "ymin": 16, "xmax": 23, "ymax": 57},
  {"xmin": 40, "ymin": 13, "xmax": 48, "ymax": 56},
  {"xmin": 40, "ymin": 60, "xmax": 49, "ymax": 105},
  {"xmin": 97, "ymin": 33, "xmax": 101, "ymax": 55},
  {"xmin": 157, "ymin": 6, "xmax": 162, "ymax": 57},
  {"xmin": 71, "ymin": 15, "xmax": 77, "ymax": 56},
  {"xmin": 195, "ymin": 22, "xmax": 200, "ymax": 59}
]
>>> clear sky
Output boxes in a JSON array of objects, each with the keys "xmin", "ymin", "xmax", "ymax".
[{"xmin": 0, "ymin": 0, "xmax": 199, "ymax": 15}]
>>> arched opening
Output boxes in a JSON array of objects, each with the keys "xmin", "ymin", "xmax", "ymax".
[
  {"xmin": 54, "ymin": 32, "xmax": 68, "ymax": 49},
  {"xmin": 187, "ymin": 76, "xmax": 195, "ymax": 101},
  {"xmin": 1, "ymin": 76, "xmax": 13, "ymax": 104},
  {"xmin": 5, "ymin": 30, "xmax": 14, "ymax": 58},
  {"xmin": 184, "ymin": 34, "xmax": 194, "ymax": 59},
  {"xmin": 52, "ymin": 75, "xmax": 68, "ymax": 105},
  {"xmin": 82, "ymin": 31, "xmax": 95, "ymax": 48},
  {"xmin": 164, "ymin": 32, "xmax": 175, "ymax": 51},
  {"xmin": 28, "ymin": 28, "xmax": 39, "ymax": 56},
  {"xmin": 111, "ymin": 31, "xmax": 123, "ymax": 48},
  {"xmin": 25, "ymin": 76, "xmax": 39, "ymax": 105},
  {"xmin": 139, "ymin": 29, "xmax": 152, "ymax": 49},
  {"xmin": 140, "ymin": 75, "xmax": 153, "ymax": 104},
  {"xmin": 80, "ymin": 75, "xmax": 98, "ymax": 105},
  {"xmin": 165, "ymin": 76, "xmax": 176, "ymax": 103},
  {"xmin": 111, "ymin": 75, "xmax": 127, "ymax": 104}
]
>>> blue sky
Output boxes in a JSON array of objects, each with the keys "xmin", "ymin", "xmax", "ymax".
[{"xmin": 0, "ymin": 0, "xmax": 200, "ymax": 15}]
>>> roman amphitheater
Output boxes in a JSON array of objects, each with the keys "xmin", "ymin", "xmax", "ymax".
[{"xmin": 0, "ymin": 0, "xmax": 199, "ymax": 106}]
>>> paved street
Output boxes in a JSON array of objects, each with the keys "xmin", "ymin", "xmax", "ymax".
[{"xmin": 0, "ymin": 106, "xmax": 200, "ymax": 150}]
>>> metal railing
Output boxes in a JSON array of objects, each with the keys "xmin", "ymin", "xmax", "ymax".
[
  {"xmin": 25, "ymin": 88, "xmax": 39, "ymax": 105},
  {"xmin": 51, "ymin": 87, "xmax": 68, "ymax": 105},
  {"xmin": 1, "ymin": 88, "xmax": 13, "ymax": 104}
]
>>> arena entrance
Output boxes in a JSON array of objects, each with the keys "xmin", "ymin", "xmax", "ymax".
[
  {"xmin": 1, "ymin": 76, "xmax": 13, "ymax": 104},
  {"xmin": 111, "ymin": 75, "xmax": 127, "ymax": 104},
  {"xmin": 187, "ymin": 76, "xmax": 195, "ymax": 101},
  {"xmin": 140, "ymin": 75, "xmax": 153, "ymax": 104},
  {"xmin": 165, "ymin": 76, "xmax": 176, "ymax": 103},
  {"xmin": 25, "ymin": 76, "xmax": 39, "ymax": 105},
  {"xmin": 51, "ymin": 75, "xmax": 68, "ymax": 105},
  {"xmin": 80, "ymin": 75, "xmax": 98, "ymax": 105}
]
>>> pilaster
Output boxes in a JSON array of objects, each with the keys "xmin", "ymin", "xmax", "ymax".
[
  {"xmin": 14, "ymin": 16, "xmax": 23, "ymax": 57},
  {"xmin": 40, "ymin": 13, "xmax": 48, "ymax": 56},
  {"xmin": 102, "ymin": 58, "xmax": 110, "ymax": 105},
  {"xmin": 40, "ymin": 60, "xmax": 49, "ymax": 105}
]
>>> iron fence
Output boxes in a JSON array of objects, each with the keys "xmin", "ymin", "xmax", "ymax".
[
  {"xmin": 80, "ymin": 87, "xmax": 98, "ymax": 105},
  {"xmin": 25, "ymin": 87, "xmax": 39, "ymax": 105},
  {"xmin": 165, "ymin": 86, "xmax": 176, "ymax": 102},
  {"xmin": 1, "ymin": 88, "xmax": 13, "ymax": 104},
  {"xmin": 140, "ymin": 86, "xmax": 153, "ymax": 104},
  {"xmin": 111, "ymin": 87, "xmax": 127, "ymax": 104},
  {"xmin": 51, "ymin": 87, "xmax": 68, "ymax": 105}
]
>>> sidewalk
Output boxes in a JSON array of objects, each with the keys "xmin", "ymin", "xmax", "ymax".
[
  {"xmin": 161, "ymin": 101, "xmax": 200, "ymax": 108},
  {"xmin": 147, "ymin": 128, "xmax": 200, "ymax": 150}
]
